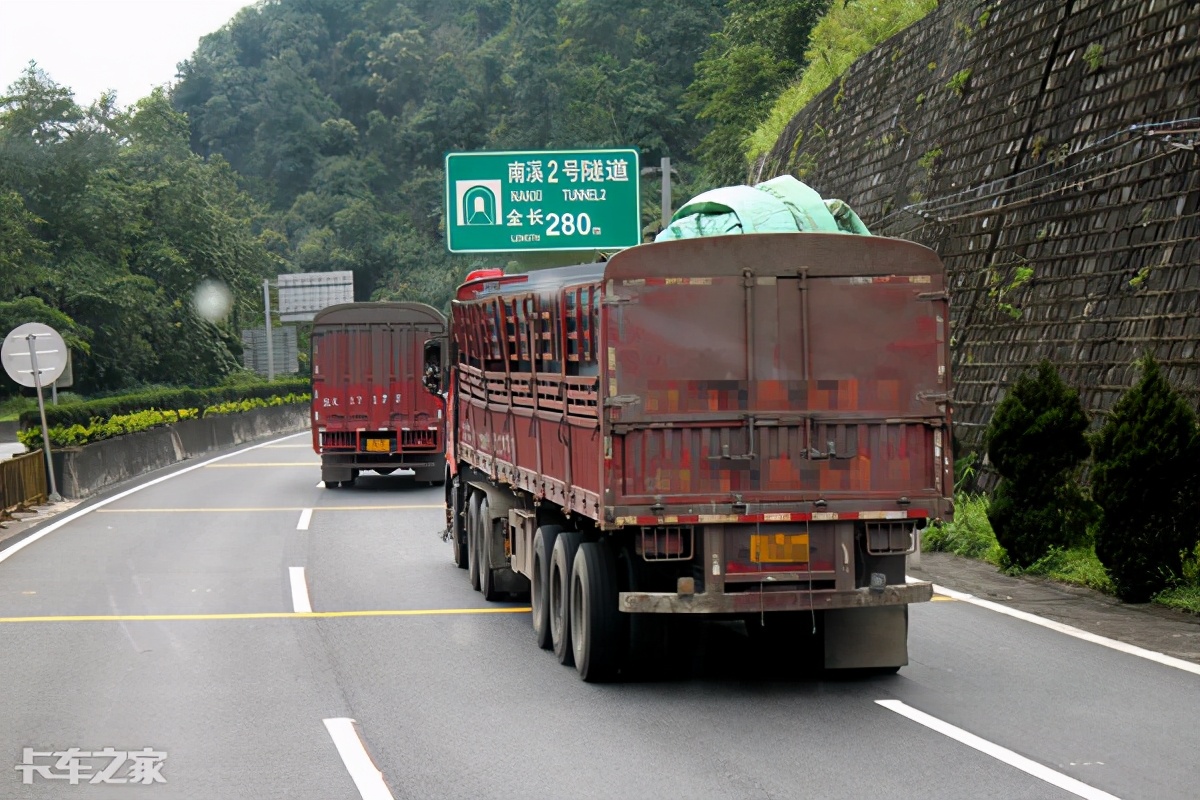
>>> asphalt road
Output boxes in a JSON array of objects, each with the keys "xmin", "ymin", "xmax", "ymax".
[{"xmin": 0, "ymin": 432, "xmax": 1197, "ymax": 799}]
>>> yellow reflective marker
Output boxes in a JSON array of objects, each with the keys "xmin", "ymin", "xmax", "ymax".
[{"xmin": 0, "ymin": 608, "xmax": 531, "ymax": 623}]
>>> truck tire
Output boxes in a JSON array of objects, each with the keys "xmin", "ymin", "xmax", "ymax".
[
  {"xmin": 466, "ymin": 491, "xmax": 483, "ymax": 591},
  {"xmin": 570, "ymin": 541, "xmax": 624, "ymax": 682},
  {"xmin": 549, "ymin": 531, "xmax": 583, "ymax": 666},
  {"xmin": 450, "ymin": 477, "xmax": 468, "ymax": 569},
  {"xmin": 531, "ymin": 525, "xmax": 563, "ymax": 649},
  {"xmin": 478, "ymin": 497, "xmax": 503, "ymax": 602}
]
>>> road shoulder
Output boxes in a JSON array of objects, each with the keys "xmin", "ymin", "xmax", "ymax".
[{"xmin": 910, "ymin": 551, "xmax": 1200, "ymax": 666}]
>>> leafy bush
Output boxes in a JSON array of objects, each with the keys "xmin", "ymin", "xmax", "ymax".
[
  {"xmin": 1091, "ymin": 356, "xmax": 1200, "ymax": 602},
  {"xmin": 19, "ymin": 408, "xmax": 200, "ymax": 449},
  {"xmin": 985, "ymin": 360, "xmax": 1092, "ymax": 568}
]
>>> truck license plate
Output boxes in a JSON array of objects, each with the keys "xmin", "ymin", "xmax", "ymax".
[
  {"xmin": 750, "ymin": 533, "xmax": 809, "ymax": 563},
  {"xmin": 365, "ymin": 439, "xmax": 390, "ymax": 453}
]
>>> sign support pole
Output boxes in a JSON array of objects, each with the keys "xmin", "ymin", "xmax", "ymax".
[
  {"xmin": 661, "ymin": 156, "xmax": 672, "ymax": 230},
  {"xmin": 263, "ymin": 279, "xmax": 275, "ymax": 382},
  {"xmin": 27, "ymin": 334, "xmax": 62, "ymax": 502}
]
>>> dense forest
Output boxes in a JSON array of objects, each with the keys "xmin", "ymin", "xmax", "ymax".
[{"xmin": 1, "ymin": 0, "xmax": 826, "ymax": 396}]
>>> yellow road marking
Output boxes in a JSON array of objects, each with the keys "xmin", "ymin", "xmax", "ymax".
[
  {"xmin": 0, "ymin": 608, "xmax": 531, "ymax": 623},
  {"xmin": 931, "ymin": 595, "xmax": 956, "ymax": 602},
  {"xmin": 95, "ymin": 505, "xmax": 443, "ymax": 513},
  {"xmin": 263, "ymin": 444, "xmax": 313, "ymax": 448},
  {"xmin": 205, "ymin": 462, "xmax": 317, "ymax": 467}
]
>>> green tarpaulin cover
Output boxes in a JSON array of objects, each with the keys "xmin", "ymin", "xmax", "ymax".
[{"xmin": 655, "ymin": 175, "xmax": 870, "ymax": 242}]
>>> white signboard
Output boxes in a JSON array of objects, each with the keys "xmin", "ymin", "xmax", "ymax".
[{"xmin": 2, "ymin": 323, "xmax": 68, "ymax": 388}]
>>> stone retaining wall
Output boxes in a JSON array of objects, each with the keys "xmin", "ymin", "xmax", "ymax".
[{"xmin": 754, "ymin": 0, "xmax": 1199, "ymax": 482}]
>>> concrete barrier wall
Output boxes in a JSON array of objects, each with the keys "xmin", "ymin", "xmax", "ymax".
[{"xmin": 49, "ymin": 405, "xmax": 309, "ymax": 499}]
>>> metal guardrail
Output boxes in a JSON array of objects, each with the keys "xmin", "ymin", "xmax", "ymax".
[{"xmin": 1, "ymin": 451, "xmax": 47, "ymax": 522}]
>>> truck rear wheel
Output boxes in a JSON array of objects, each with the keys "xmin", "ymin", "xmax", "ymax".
[
  {"xmin": 549, "ymin": 531, "xmax": 583, "ymax": 666},
  {"xmin": 570, "ymin": 541, "xmax": 624, "ymax": 682},
  {"xmin": 477, "ymin": 497, "xmax": 502, "ymax": 602},
  {"xmin": 466, "ymin": 491, "xmax": 482, "ymax": 591},
  {"xmin": 531, "ymin": 525, "xmax": 563, "ymax": 649}
]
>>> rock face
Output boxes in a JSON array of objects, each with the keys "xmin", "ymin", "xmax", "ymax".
[{"xmin": 755, "ymin": 0, "xmax": 1200, "ymax": 480}]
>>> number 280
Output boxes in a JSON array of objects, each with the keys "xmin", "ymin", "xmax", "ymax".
[{"xmin": 545, "ymin": 213, "xmax": 592, "ymax": 236}]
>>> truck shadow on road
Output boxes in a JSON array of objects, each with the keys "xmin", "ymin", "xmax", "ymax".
[
  {"xmin": 324, "ymin": 472, "xmax": 444, "ymax": 495},
  {"xmin": 619, "ymin": 619, "xmax": 907, "ymax": 687}
]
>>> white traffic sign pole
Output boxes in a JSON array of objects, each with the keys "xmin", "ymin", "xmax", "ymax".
[{"xmin": 27, "ymin": 334, "xmax": 62, "ymax": 502}]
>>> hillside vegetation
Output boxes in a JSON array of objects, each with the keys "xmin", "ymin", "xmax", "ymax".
[{"xmin": 0, "ymin": 0, "xmax": 861, "ymax": 397}]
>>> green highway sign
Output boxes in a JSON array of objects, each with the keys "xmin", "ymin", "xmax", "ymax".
[{"xmin": 444, "ymin": 148, "xmax": 641, "ymax": 253}]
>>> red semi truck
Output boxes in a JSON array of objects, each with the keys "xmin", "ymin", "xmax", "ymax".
[
  {"xmin": 310, "ymin": 302, "xmax": 447, "ymax": 487},
  {"xmin": 428, "ymin": 232, "xmax": 952, "ymax": 681}
]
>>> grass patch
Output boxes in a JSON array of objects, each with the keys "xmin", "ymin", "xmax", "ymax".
[
  {"xmin": 923, "ymin": 494, "xmax": 1003, "ymax": 564},
  {"xmin": 1021, "ymin": 546, "xmax": 1115, "ymax": 594},
  {"xmin": 1154, "ymin": 587, "xmax": 1200, "ymax": 615},
  {"xmin": 746, "ymin": 0, "xmax": 938, "ymax": 163},
  {"xmin": 0, "ymin": 396, "xmax": 35, "ymax": 422},
  {"xmin": 922, "ymin": 493, "xmax": 1200, "ymax": 614}
]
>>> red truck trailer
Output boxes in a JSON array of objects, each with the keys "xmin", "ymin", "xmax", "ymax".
[
  {"xmin": 311, "ymin": 302, "xmax": 447, "ymax": 487},
  {"xmin": 431, "ymin": 232, "xmax": 952, "ymax": 681}
]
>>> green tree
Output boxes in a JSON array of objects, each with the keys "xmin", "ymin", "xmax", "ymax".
[
  {"xmin": 1091, "ymin": 356, "xmax": 1200, "ymax": 602},
  {"xmin": 1, "ymin": 68, "xmax": 273, "ymax": 393},
  {"xmin": 684, "ymin": 0, "xmax": 828, "ymax": 183},
  {"xmin": 985, "ymin": 360, "xmax": 1092, "ymax": 568},
  {"xmin": 0, "ymin": 191, "xmax": 48, "ymax": 296}
]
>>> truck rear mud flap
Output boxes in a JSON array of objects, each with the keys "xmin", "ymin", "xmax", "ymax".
[{"xmin": 617, "ymin": 580, "xmax": 932, "ymax": 614}]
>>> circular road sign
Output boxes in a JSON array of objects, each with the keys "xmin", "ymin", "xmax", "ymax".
[{"xmin": 1, "ymin": 322, "xmax": 69, "ymax": 388}]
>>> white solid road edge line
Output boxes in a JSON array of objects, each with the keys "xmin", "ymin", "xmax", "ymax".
[
  {"xmin": 323, "ymin": 718, "xmax": 395, "ymax": 800},
  {"xmin": 289, "ymin": 567, "xmax": 313, "ymax": 614},
  {"xmin": 297, "ymin": 508, "xmax": 313, "ymax": 531},
  {"xmin": 914, "ymin": 577, "xmax": 1200, "ymax": 677},
  {"xmin": 0, "ymin": 431, "xmax": 308, "ymax": 567},
  {"xmin": 876, "ymin": 700, "xmax": 1121, "ymax": 800}
]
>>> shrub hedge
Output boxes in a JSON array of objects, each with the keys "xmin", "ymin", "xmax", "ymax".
[
  {"xmin": 17, "ymin": 393, "xmax": 311, "ymax": 450},
  {"xmin": 17, "ymin": 378, "xmax": 311, "ymax": 430}
]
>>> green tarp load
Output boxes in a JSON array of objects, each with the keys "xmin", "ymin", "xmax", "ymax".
[{"xmin": 655, "ymin": 175, "xmax": 870, "ymax": 242}]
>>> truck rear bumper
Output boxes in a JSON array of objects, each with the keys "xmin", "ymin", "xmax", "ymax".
[
  {"xmin": 320, "ymin": 452, "xmax": 442, "ymax": 469},
  {"xmin": 618, "ymin": 581, "xmax": 932, "ymax": 614}
]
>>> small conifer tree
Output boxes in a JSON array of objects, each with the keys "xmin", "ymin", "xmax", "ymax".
[
  {"xmin": 985, "ymin": 360, "xmax": 1091, "ymax": 568},
  {"xmin": 1091, "ymin": 356, "xmax": 1200, "ymax": 602}
]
